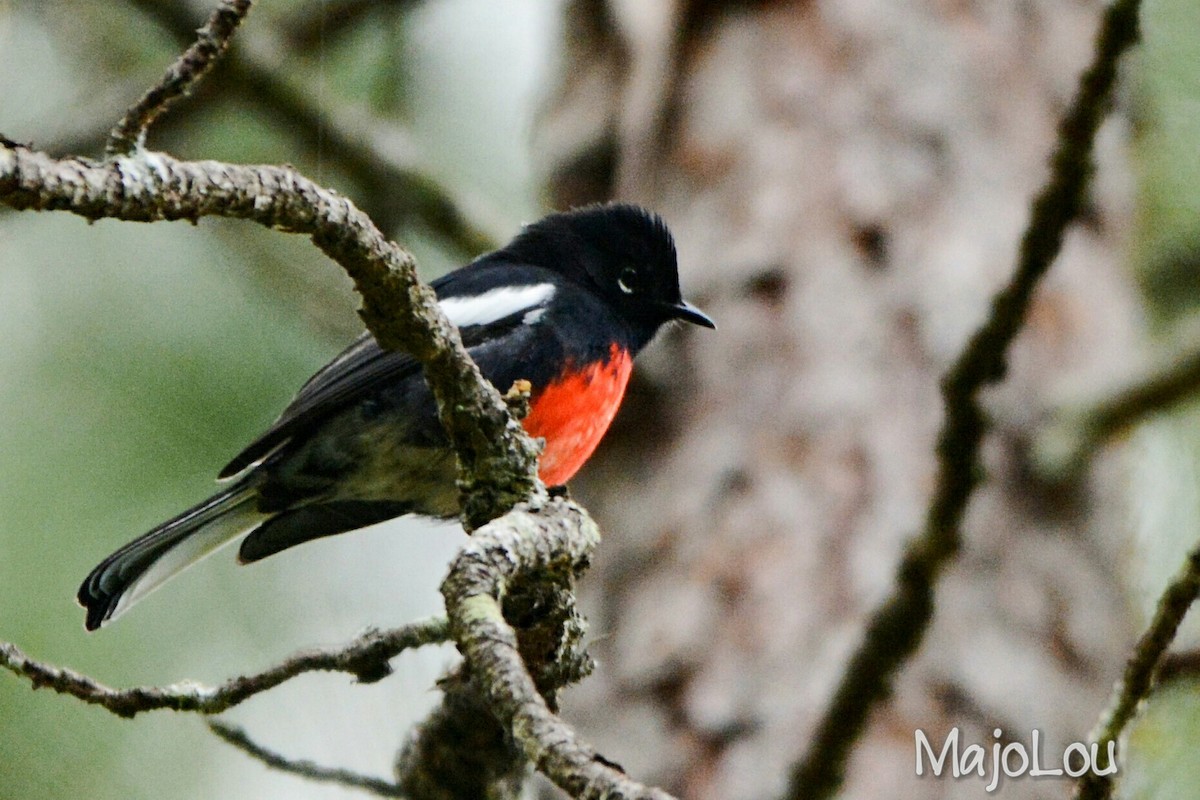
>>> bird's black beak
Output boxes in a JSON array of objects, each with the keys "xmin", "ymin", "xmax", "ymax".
[{"xmin": 665, "ymin": 299, "xmax": 716, "ymax": 329}]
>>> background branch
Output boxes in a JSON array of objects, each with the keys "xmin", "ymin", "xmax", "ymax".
[
  {"xmin": 283, "ymin": 0, "xmax": 423, "ymax": 51},
  {"xmin": 1038, "ymin": 310, "xmax": 1200, "ymax": 478},
  {"xmin": 1074, "ymin": 541, "xmax": 1200, "ymax": 799},
  {"xmin": 208, "ymin": 720, "xmax": 406, "ymax": 798},
  {"xmin": 786, "ymin": 1, "xmax": 1144, "ymax": 797}
]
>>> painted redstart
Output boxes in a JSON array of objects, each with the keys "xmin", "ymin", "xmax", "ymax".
[{"xmin": 77, "ymin": 203, "xmax": 714, "ymax": 630}]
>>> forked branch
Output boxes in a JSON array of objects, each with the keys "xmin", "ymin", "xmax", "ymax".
[{"xmin": 107, "ymin": 0, "xmax": 253, "ymax": 155}]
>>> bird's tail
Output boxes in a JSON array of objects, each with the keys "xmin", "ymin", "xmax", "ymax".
[{"xmin": 77, "ymin": 480, "xmax": 265, "ymax": 630}]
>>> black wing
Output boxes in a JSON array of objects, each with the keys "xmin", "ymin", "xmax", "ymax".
[
  {"xmin": 218, "ymin": 261, "xmax": 557, "ymax": 479},
  {"xmin": 218, "ymin": 333, "xmax": 420, "ymax": 478}
]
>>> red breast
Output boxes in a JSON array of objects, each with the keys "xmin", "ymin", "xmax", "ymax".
[{"xmin": 522, "ymin": 343, "xmax": 633, "ymax": 486}]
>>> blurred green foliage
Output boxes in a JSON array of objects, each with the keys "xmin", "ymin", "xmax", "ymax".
[
  {"xmin": 1132, "ymin": 0, "xmax": 1200, "ymax": 323},
  {"xmin": 1118, "ymin": 678, "xmax": 1200, "ymax": 800}
]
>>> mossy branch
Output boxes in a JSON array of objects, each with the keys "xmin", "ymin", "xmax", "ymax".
[{"xmin": 437, "ymin": 497, "xmax": 676, "ymax": 800}]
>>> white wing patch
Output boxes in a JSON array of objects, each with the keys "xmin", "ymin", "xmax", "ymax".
[{"xmin": 439, "ymin": 283, "xmax": 555, "ymax": 329}]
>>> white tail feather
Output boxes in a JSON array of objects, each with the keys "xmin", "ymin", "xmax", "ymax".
[
  {"xmin": 80, "ymin": 483, "xmax": 266, "ymax": 629},
  {"xmin": 105, "ymin": 504, "xmax": 266, "ymax": 625}
]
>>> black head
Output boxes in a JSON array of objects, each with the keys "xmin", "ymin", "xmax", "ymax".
[{"xmin": 496, "ymin": 203, "xmax": 715, "ymax": 347}]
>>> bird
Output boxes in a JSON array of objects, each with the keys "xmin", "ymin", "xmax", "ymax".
[{"xmin": 77, "ymin": 203, "xmax": 715, "ymax": 630}]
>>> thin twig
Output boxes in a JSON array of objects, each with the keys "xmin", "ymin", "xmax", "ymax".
[
  {"xmin": 1157, "ymin": 648, "xmax": 1200, "ymax": 681},
  {"xmin": 107, "ymin": 0, "xmax": 254, "ymax": 155},
  {"xmin": 122, "ymin": 0, "xmax": 501, "ymax": 255},
  {"xmin": 785, "ymin": 1, "xmax": 1144, "ymax": 798},
  {"xmin": 1074, "ymin": 543, "xmax": 1200, "ymax": 799},
  {"xmin": 441, "ymin": 497, "xmax": 675, "ymax": 800},
  {"xmin": 208, "ymin": 720, "xmax": 405, "ymax": 797},
  {"xmin": 1037, "ymin": 312, "xmax": 1200, "ymax": 478},
  {"xmin": 0, "ymin": 618, "xmax": 449, "ymax": 718}
]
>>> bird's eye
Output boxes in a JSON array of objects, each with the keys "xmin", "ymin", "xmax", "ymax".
[{"xmin": 618, "ymin": 266, "xmax": 638, "ymax": 295}]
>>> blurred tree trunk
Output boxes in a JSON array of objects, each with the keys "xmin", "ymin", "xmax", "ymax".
[{"xmin": 536, "ymin": 2, "xmax": 1143, "ymax": 797}]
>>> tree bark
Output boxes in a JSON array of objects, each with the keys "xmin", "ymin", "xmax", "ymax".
[{"xmin": 537, "ymin": 2, "xmax": 1143, "ymax": 797}]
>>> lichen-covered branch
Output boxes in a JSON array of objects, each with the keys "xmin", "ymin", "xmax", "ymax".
[
  {"xmin": 208, "ymin": 720, "xmax": 406, "ymax": 797},
  {"xmin": 0, "ymin": 617, "xmax": 448, "ymax": 718},
  {"xmin": 785, "ymin": 1, "xmax": 1144, "ymax": 798},
  {"xmin": 396, "ymin": 496, "xmax": 595, "ymax": 799},
  {"xmin": 438, "ymin": 497, "xmax": 675, "ymax": 800},
  {"xmin": 0, "ymin": 143, "xmax": 540, "ymax": 526},
  {"xmin": 107, "ymin": 0, "xmax": 253, "ymax": 155},
  {"xmin": 1074, "ymin": 542, "xmax": 1200, "ymax": 800}
]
